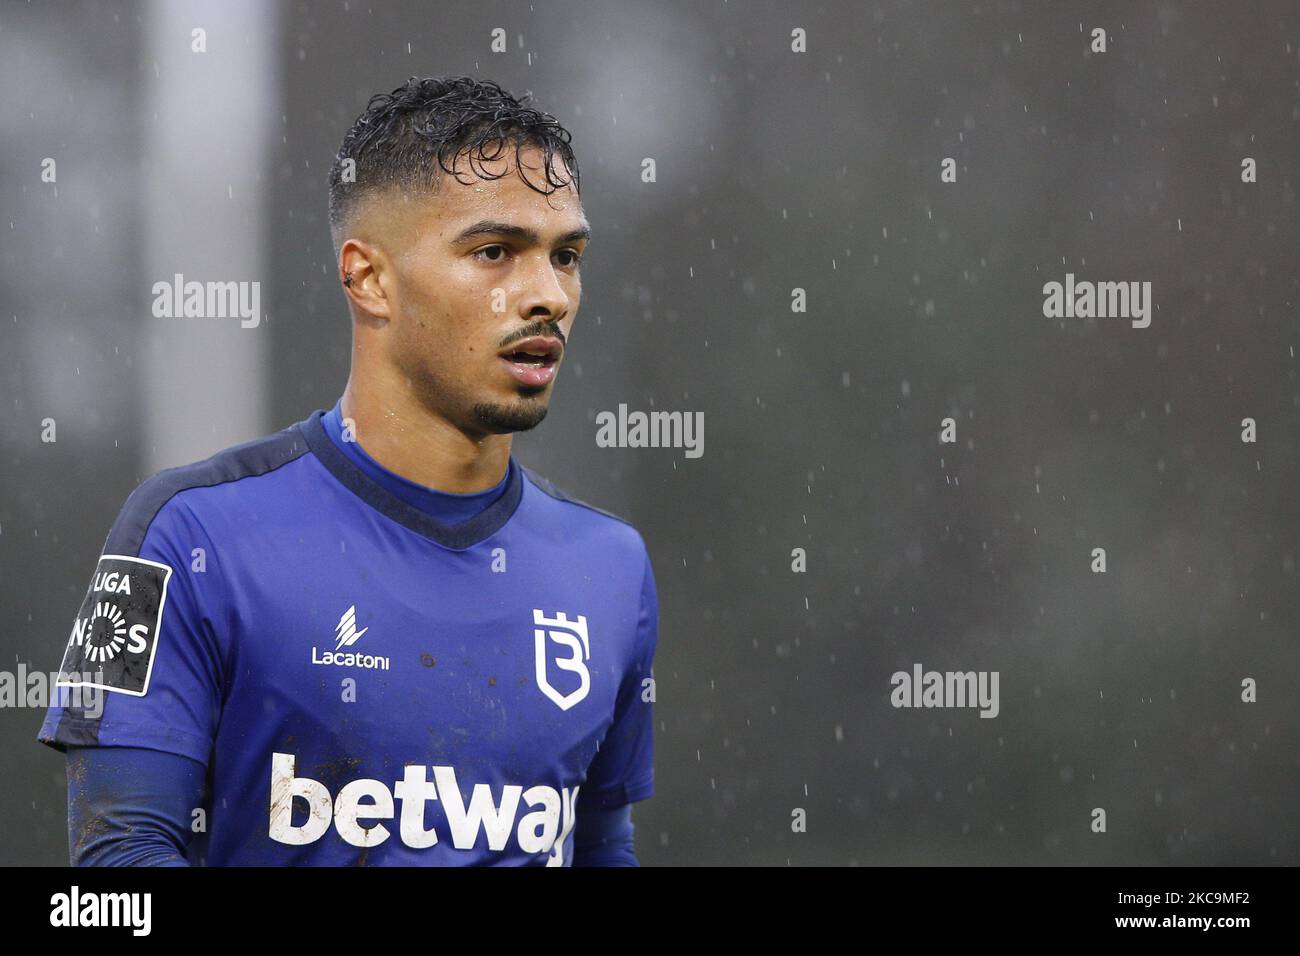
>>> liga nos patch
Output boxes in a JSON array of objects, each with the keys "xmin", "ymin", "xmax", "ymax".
[{"xmin": 56, "ymin": 554, "xmax": 173, "ymax": 697}]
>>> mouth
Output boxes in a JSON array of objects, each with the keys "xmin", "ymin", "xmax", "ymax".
[
  {"xmin": 498, "ymin": 336, "xmax": 563, "ymax": 364},
  {"xmin": 498, "ymin": 336, "xmax": 563, "ymax": 387}
]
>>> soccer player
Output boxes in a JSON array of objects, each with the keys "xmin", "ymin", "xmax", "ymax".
[{"xmin": 37, "ymin": 76, "xmax": 658, "ymax": 866}]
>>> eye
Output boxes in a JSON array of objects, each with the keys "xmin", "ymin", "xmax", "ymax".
[
  {"xmin": 472, "ymin": 245, "xmax": 509, "ymax": 263},
  {"xmin": 555, "ymin": 249, "xmax": 583, "ymax": 268}
]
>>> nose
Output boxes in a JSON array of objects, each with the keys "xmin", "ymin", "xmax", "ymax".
[{"xmin": 516, "ymin": 251, "xmax": 572, "ymax": 324}]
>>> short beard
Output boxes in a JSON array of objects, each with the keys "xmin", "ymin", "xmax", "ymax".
[
  {"xmin": 394, "ymin": 349, "xmax": 551, "ymax": 435},
  {"xmin": 470, "ymin": 395, "xmax": 549, "ymax": 433}
]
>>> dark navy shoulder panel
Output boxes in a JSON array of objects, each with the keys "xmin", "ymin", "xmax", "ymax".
[
  {"xmin": 103, "ymin": 417, "xmax": 314, "ymax": 556},
  {"xmin": 520, "ymin": 465, "xmax": 635, "ymax": 530}
]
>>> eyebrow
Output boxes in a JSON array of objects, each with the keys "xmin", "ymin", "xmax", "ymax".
[{"xmin": 449, "ymin": 219, "xmax": 592, "ymax": 247}]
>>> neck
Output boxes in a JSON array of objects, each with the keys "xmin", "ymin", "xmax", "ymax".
[{"xmin": 339, "ymin": 372, "xmax": 511, "ymax": 494}]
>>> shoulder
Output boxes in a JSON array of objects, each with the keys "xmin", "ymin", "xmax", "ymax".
[
  {"xmin": 519, "ymin": 464, "xmax": 649, "ymax": 556},
  {"xmin": 519, "ymin": 464, "xmax": 640, "ymax": 532},
  {"xmin": 103, "ymin": 415, "xmax": 315, "ymax": 557}
]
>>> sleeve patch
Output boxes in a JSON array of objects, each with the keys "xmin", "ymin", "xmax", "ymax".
[{"xmin": 56, "ymin": 554, "xmax": 173, "ymax": 697}]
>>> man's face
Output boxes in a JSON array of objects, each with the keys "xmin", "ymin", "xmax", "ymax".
[{"xmin": 378, "ymin": 144, "xmax": 588, "ymax": 436}]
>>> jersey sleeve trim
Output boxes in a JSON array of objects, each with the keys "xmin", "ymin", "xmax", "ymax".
[
  {"xmin": 39, "ymin": 713, "xmax": 214, "ymax": 766},
  {"xmin": 581, "ymin": 774, "xmax": 655, "ymax": 810}
]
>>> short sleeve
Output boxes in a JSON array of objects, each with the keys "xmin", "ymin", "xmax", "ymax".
[
  {"xmin": 581, "ymin": 544, "xmax": 658, "ymax": 809},
  {"xmin": 37, "ymin": 488, "xmax": 225, "ymax": 768}
]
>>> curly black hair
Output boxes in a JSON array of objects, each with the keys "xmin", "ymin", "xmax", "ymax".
[{"xmin": 327, "ymin": 75, "xmax": 579, "ymax": 251}]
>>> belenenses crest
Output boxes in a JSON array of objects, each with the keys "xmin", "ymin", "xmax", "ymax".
[
  {"xmin": 533, "ymin": 609, "xmax": 591, "ymax": 711},
  {"xmin": 56, "ymin": 554, "xmax": 172, "ymax": 697}
]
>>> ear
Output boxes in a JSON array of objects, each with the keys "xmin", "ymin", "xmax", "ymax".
[{"xmin": 339, "ymin": 239, "xmax": 391, "ymax": 322}]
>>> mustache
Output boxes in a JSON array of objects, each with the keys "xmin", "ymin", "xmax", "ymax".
[{"xmin": 500, "ymin": 322, "xmax": 566, "ymax": 350}]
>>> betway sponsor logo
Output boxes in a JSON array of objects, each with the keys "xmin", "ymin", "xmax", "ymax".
[{"xmin": 268, "ymin": 753, "xmax": 579, "ymax": 865}]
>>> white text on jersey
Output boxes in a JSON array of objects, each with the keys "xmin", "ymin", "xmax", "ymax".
[{"xmin": 268, "ymin": 752, "xmax": 580, "ymax": 865}]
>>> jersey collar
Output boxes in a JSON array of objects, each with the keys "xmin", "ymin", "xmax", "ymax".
[{"xmin": 298, "ymin": 408, "xmax": 523, "ymax": 550}]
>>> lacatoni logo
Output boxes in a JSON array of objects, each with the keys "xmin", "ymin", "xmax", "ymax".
[
  {"xmin": 311, "ymin": 604, "xmax": 389, "ymax": 670},
  {"xmin": 268, "ymin": 753, "xmax": 579, "ymax": 865},
  {"xmin": 57, "ymin": 555, "xmax": 172, "ymax": 697}
]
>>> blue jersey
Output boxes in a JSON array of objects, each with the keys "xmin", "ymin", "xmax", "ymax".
[{"xmin": 38, "ymin": 406, "xmax": 657, "ymax": 866}]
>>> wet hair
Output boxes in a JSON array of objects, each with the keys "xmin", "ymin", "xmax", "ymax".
[{"xmin": 327, "ymin": 75, "xmax": 580, "ymax": 252}]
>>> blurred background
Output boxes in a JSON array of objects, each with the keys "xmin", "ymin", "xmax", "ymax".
[{"xmin": 1, "ymin": 0, "xmax": 1296, "ymax": 866}]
